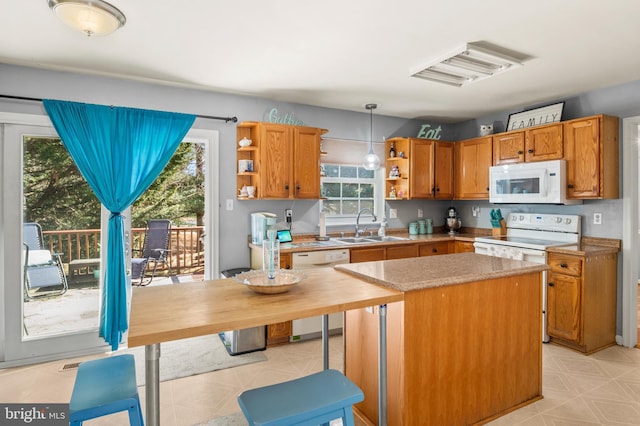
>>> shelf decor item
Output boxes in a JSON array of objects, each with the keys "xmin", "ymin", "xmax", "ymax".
[{"xmin": 506, "ymin": 102, "xmax": 564, "ymax": 132}]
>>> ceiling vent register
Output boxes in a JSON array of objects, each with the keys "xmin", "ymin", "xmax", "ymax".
[{"xmin": 411, "ymin": 43, "xmax": 523, "ymax": 87}]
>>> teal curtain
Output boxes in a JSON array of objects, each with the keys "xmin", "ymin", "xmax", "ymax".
[{"xmin": 43, "ymin": 100, "xmax": 195, "ymax": 350}]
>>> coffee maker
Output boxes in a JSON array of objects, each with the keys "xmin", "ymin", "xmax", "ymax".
[
  {"xmin": 444, "ymin": 207, "xmax": 462, "ymax": 235},
  {"xmin": 251, "ymin": 212, "xmax": 277, "ymax": 244}
]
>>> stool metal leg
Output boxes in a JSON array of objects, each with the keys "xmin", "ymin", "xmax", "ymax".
[
  {"xmin": 322, "ymin": 314, "xmax": 329, "ymax": 370},
  {"xmin": 145, "ymin": 343, "xmax": 161, "ymax": 426},
  {"xmin": 378, "ymin": 304, "xmax": 387, "ymax": 426}
]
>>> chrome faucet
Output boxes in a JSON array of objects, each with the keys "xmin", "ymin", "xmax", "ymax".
[{"xmin": 355, "ymin": 208, "xmax": 377, "ymax": 237}]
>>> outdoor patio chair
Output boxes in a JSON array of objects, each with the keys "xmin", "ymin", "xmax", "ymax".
[
  {"xmin": 23, "ymin": 222, "xmax": 68, "ymax": 299},
  {"xmin": 131, "ymin": 219, "xmax": 172, "ymax": 286}
]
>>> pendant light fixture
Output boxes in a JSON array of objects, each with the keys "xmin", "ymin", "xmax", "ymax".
[
  {"xmin": 362, "ymin": 103, "xmax": 381, "ymax": 171},
  {"xmin": 48, "ymin": 0, "xmax": 126, "ymax": 37}
]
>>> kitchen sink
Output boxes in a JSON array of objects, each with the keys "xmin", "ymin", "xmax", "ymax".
[
  {"xmin": 331, "ymin": 237, "xmax": 373, "ymax": 244},
  {"xmin": 331, "ymin": 236, "xmax": 410, "ymax": 244},
  {"xmin": 363, "ymin": 236, "xmax": 409, "ymax": 242}
]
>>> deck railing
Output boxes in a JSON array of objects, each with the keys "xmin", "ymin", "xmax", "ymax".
[{"xmin": 42, "ymin": 226, "xmax": 205, "ymax": 275}]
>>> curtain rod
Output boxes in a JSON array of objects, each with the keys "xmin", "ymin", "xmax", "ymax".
[{"xmin": 0, "ymin": 94, "xmax": 238, "ymax": 123}]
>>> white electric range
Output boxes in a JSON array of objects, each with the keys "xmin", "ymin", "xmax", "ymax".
[{"xmin": 474, "ymin": 212, "xmax": 582, "ymax": 342}]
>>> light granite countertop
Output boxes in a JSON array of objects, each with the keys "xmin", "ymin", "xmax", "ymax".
[{"xmin": 335, "ymin": 252, "xmax": 548, "ymax": 292}]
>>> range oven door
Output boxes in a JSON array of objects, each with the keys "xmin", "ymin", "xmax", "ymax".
[{"xmin": 474, "ymin": 242, "xmax": 549, "ymax": 342}]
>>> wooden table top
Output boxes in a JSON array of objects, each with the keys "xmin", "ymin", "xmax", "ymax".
[{"xmin": 128, "ymin": 267, "xmax": 404, "ymax": 347}]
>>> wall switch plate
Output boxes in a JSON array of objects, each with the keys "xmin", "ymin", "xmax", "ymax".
[
  {"xmin": 417, "ymin": 208, "xmax": 424, "ymax": 218},
  {"xmin": 225, "ymin": 199, "xmax": 233, "ymax": 211},
  {"xmin": 593, "ymin": 212, "xmax": 602, "ymax": 225},
  {"xmin": 389, "ymin": 208, "xmax": 398, "ymax": 219}
]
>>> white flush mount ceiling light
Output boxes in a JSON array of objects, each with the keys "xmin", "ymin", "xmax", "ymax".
[
  {"xmin": 410, "ymin": 43, "xmax": 523, "ymax": 87},
  {"xmin": 362, "ymin": 103, "xmax": 381, "ymax": 171},
  {"xmin": 48, "ymin": 0, "xmax": 126, "ymax": 36}
]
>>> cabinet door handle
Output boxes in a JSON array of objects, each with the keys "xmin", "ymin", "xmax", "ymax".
[
  {"xmin": 567, "ymin": 184, "xmax": 574, "ymax": 189},
  {"xmin": 486, "ymin": 187, "xmax": 490, "ymax": 191},
  {"xmin": 436, "ymin": 187, "xmax": 440, "ymax": 192},
  {"xmin": 432, "ymin": 248, "xmax": 438, "ymax": 253},
  {"xmin": 527, "ymin": 149, "xmax": 534, "ymax": 153},
  {"xmin": 548, "ymin": 282, "xmax": 554, "ymax": 287},
  {"xmin": 285, "ymin": 184, "xmax": 289, "ymax": 190},
  {"xmin": 517, "ymin": 150, "xmax": 523, "ymax": 155},
  {"xmin": 284, "ymin": 264, "xmax": 291, "ymax": 269},
  {"xmin": 296, "ymin": 184, "xmax": 300, "ymax": 191},
  {"xmin": 560, "ymin": 263, "xmax": 568, "ymax": 268}
]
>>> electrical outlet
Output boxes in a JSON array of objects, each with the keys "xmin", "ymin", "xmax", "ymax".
[
  {"xmin": 593, "ymin": 212, "xmax": 602, "ymax": 225},
  {"xmin": 389, "ymin": 208, "xmax": 398, "ymax": 219},
  {"xmin": 417, "ymin": 208, "xmax": 424, "ymax": 218},
  {"xmin": 285, "ymin": 208, "xmax": 292, "ymax": 224}
]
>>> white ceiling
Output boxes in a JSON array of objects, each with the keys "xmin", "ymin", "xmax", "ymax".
[{"xmin": 2, "ymin": 1, "xmax": 639, "ymax": 122}]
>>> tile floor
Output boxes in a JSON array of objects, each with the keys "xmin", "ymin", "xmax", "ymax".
[{"xmin": 1, "ymin": 336, "xmax": 639, "ymax": 425}]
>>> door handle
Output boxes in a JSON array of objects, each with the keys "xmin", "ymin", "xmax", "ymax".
[{"xmin": 548, "ymin": 282, "xmax": 554, "ymax": 287}]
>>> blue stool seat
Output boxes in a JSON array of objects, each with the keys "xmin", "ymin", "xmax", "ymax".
[
  {"xmin": 237, "ymin": 369, "xmax": 364, "ymax": 426},
  {"xmin": 69, "ymin": 354, "xmax": 144, "ymax": 426}
]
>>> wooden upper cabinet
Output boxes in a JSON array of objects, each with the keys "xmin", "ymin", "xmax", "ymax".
[
  {"xmin": 409, "ymin": 139, "xmax": 435, "ymax": 199},
  {"xmin": 525, "ymin": 123, "xmax": 563, "ymax": 162},
  {"xmin": 385, "ymin": 138, "xmax": 453, "ymax": 200},
  {"xmin": 493, "ymin": 131, "xmax": 524, "ymax": 165},
  {"xmin": 564, "ymin": 115, "xmax": 619, "ymax": 199},
  {"xmin": 237, "ymin": 122, "xmax": 326, "ymax": 200},
  {"xmin": 292, "ymin": 126, "xmax": 322, "ymax": 199},
  {"xmin": 433, "ymin": 142, "xmax": 454, "ymax": 199},
  {"xmin": 454, "ymin": 136, "xmax": 492, "ymax": 199},
  {"xmin": 493, "ymin": 123, "xmax": 562, "ymax": 165},
  {"xmin": 261, "ymin": 124, "xmax": 292, "ymax": 199}
]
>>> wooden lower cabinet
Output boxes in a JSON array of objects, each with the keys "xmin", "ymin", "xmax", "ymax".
[
  {"xmin": 419, "ymin": 241, "xmax": 452, "ymax": 256},
  {"xmin": 345, "ymin": 272, "xmax": 543, "ymax": 425},
  {"xmin": 455, "ymin": 240, "xmax": 476, "ymax": 253},
  {"xmin": 386, "ymin": 244, "xmax": 418, "ymax": 259},
  {"xmin": 350, "ymin": 247, "xmax": 386, "ymax": 263},
  {"xmin": 266, "ymin": 320, "xmax": 292, "ymax": 346},
  {"xmin": 546, "ymin": 251, "xmax": 618, "ymax": 354}
]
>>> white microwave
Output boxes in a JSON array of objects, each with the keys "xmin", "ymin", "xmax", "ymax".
[{"xmin": 489, "ymin": 159, "xmax": 582, "ymax": 205}]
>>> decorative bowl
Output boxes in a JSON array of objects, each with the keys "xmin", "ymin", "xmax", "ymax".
[
  {"xmin": 233, "ymin": 269, "xmax": 306, "ymax": 294},
  {"xmin": 238, "ymin": 137, "xmax": 252, "ymax": 147}
]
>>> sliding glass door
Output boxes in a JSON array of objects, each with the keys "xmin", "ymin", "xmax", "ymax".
[{"xmin": 1, "ymin": 113, "xmax": 220, "ymax": 366}]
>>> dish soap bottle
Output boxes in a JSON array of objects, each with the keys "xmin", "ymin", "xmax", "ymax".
[{"xmin": 378, "ymin": 217, "xmax": 387, "ymax": 237}]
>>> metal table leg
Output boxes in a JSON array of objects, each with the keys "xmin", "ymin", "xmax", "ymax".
[
  {"xmin": 378, "ymin": 304, "xmax": 387, "ymax": 426},
  {"xmin": 322, "ymin": 313, "xmax": 329, "ymax": 370},
  {"xmin": 145, "ymin": 343, "xmax": 161, "ymax": 426}
]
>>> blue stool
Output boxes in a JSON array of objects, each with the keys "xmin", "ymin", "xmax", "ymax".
[
  {"xmin": 69, "ymin": 354, "xmax": 144, "ymax": 426},
  {"xmin": 237, "ymin": 369, "xmax": 364, "ymax": 426}
]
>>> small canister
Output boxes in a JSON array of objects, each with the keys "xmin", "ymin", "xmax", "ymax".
[
  {"xmin": 418, "ymin": 220, "xmax": 426, "ymax": 234},
  {"xmin": 426, "ymin": 218, "xmax": 433, "ymax": 234},
  {"xmin": 409, "ymin": 222, "xmax": 418, "ymax": 235}
]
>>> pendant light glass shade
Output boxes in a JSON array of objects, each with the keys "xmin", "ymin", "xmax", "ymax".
[
  {"xmin": 362, "ymin": 103, "xmax": 381, "ymax": 171},
  {"xmin": 48, "ymin": 0, "xmax": 126, "ymax": 36}
]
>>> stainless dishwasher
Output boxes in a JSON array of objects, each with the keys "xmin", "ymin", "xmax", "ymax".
[{"xmin": 290, "ymin": 249, "xmax": 350, "ymax": 342}]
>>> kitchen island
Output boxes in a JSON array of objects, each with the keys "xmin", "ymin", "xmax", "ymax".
[{"xmin": 336, "ymin": 252, "xmax": 548, "ymax": 426}]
